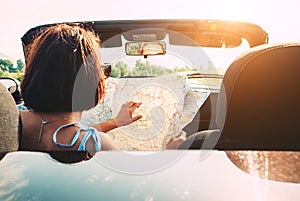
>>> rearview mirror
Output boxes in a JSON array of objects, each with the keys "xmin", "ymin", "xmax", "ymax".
[{"xmin": 125, "ymin": 41, "xmax": 166, "ymax": 56}]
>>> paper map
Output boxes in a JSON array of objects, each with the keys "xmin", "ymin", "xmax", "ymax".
[{"xmin": 82, "ymin": 74, "xmax": 210, "ymax": 150}]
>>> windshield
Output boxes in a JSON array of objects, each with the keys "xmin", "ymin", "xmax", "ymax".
[
  {"xmin": 100, "ymin": 27, "xmax": 252, "ymax": 76},
  {"xmin": 99, "ymin": 29, "xmax": 251, "ymax": 93},
  {"xmin": 102, "ymin": 38, "xmax": 250, "ymax": 77}
]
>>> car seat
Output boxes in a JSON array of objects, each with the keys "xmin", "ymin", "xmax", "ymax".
[
  {"xmin": 180, "ymin": 43, "xmax": 300, "ymax": 150},
  {"xmin": 0, "ymin": 82, "xmax": 19, "ymax": 154}
]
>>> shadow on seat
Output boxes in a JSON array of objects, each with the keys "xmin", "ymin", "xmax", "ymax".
[{"xmin": 180, "ymin": 43, "xmax": 300, "ymax": 150}]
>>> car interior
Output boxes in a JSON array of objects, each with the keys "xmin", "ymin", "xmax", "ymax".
[
  {"xmin": 0, "ymin": 78, "xmax": 19, "ymax": 160},
  {"xmin": 2, "ymin": 19, "xmax": 299, "ymax": 151},
  {"xmin": 0, "ymin": 19, "xmax": 299, "ymax": 200}
]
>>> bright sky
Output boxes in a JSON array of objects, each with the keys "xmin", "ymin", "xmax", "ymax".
[{"xmin": 0, "ymin": 0, "xmax": 299, "ymax": 61}]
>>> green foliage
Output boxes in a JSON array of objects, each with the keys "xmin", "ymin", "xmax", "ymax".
[
  {"xmin": 0, "ymin": 72, "xmax": 24, "ymax": 82},
  {"xmin": 111, "ymin": 66, "xmax": 121, "ymax": 78},
  {"xmin": 115, "ymin": 61, "xmax": 129, "ymax": 77},
  {"xmin": 173, "ymin": 65, "xmax": 198, "ymax": 72},
  {"xmin": 10, "ymin": 72, "xmax": 24, "ymax": 82},
  {"xmin": 111, "ymin": 61, "xmax": 128, "ymax": 78},
  {"xmin": 16, "ymin": 59, "xmax": 25, "ymax": 72},
  {"xmin": 132, "ymin": 60, "xmax": 174, "ymax": 76},
  {"xmin": 0, "ymin": 69, "xmax": 9, "ymax": 77},
  {"xmin": 111, "ymin": 60, "xmax": 178, "ymax": 78},
  {"xmin": 0, "ymin": 58, "xmax": 24, "ymax": 82},
  {"xmin": 0, "ymin": 59, "xmax": 12, "ymax": 72},
  {"xmin": 0, "ymin": 59, "xmax": 25, "ymax": 73},
  {"xmin": 110, "ymin": 60, "xmax": 201, "ymax": 78}
]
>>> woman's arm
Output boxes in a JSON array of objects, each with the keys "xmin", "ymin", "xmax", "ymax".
[
  {"xmin": 92, "ymin": 101, "xmax": 142, "ymax": 133},
  {"xmin": 99, "ymin": 132, "xmax": 120, "ymax": 151},
  {"xmin": 92, "ymin": 118, "xmax": 118, "ymax": 133}
]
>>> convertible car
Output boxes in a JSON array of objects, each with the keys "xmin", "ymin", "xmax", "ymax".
[{"xmin": 0, "ymin": 19, "xmax": 299, "ymax": 201}]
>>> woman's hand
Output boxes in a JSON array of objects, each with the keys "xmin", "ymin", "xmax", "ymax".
[
  {"xmin": 165, "ymin": 131, "xmax": 187, "ymax": 149},
  {"xmin": 114, "ymin": 101, "xmax": 143, "ymax": 127},
  {"xmin": 92, "ymin": 101, "xmax": 142, "ymax": 133}
]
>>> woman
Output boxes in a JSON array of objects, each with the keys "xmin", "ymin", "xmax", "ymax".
[
  {"xmin": 19, "ymin": 24, "xmax": 124, "ymax": 154},
  {"xmin": 19, "ymin": 23, "xmax": 185, "ymax": 157}
]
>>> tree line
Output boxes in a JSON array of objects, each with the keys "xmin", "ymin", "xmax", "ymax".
[
  {"xmin": 0, "ymin": 59, "xmax": 25, "ymax": 81},
  {"xmin": 0, "ymin": 59, "xmax": 24, "ymax": 73},
  {"xmin": 110, "ymin": 59, "xmax": 198, "ymax": 78},
  {"xmin": 1, "ymin": 58, "xmax": 217, "ymax": 81}
]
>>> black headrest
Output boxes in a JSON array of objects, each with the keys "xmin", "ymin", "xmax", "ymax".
[{"xmin": 216, "ymin": 43, "xmax": 300, "ymax": 150}]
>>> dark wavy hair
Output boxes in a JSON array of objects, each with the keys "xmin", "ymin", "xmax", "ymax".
[{"xmin": 21, "ymin": 24, "xmax": 105, "ymax": 112}]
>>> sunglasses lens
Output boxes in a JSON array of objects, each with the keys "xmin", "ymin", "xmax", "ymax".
[{"xmin": 101, "ymin": 64, "xmax": 111, "ymax": 78}]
